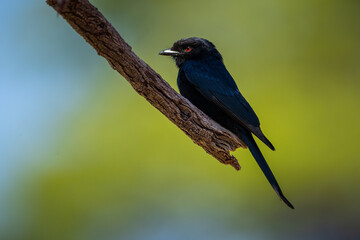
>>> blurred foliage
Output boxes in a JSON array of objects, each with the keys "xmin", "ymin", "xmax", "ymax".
[{"xmin": 1, "ymin": 0, "xmax": 360, "ymax": 239}]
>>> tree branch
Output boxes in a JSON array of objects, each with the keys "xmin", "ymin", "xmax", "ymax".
[{"xmin": 46, "ymin": 0, "xmax": 246, "ymax": 170}]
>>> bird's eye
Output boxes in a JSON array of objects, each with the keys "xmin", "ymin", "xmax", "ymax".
[{"xmin": 185, "ymin": 47, "xmax": 192, "ymax": 52}]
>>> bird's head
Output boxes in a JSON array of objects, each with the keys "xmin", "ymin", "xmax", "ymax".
[{"xmin": 159, "ymin": 37, "xmax": 222, "ymax": 67}]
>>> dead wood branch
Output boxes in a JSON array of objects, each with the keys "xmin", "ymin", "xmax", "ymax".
[{"xmin": 46, "ymin": 0, "xmax": 246, "ymax": 170}]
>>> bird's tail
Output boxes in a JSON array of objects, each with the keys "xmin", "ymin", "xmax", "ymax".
[{"xmin": 241, "ymin": 131, "xmax": 294, "ymax": 209}]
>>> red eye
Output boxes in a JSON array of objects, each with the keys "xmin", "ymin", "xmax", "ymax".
[{"xmin": 185, "ymin": 47, "xmax": 191, "ymax": 52}]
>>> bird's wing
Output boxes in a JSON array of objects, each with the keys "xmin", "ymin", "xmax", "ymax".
[{"xmin": 182, "ymin": 59, "xmax": 275, "ymax": 150}]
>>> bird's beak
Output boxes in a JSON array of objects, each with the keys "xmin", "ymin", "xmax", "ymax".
[{"xmin": 159, "ymin": 48, "xmax": 180, "ymax": 56}]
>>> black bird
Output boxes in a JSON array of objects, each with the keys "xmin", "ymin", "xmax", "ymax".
[{"xmin": 159, "ymin": 37, "xmax": 294, "ymax": 209}]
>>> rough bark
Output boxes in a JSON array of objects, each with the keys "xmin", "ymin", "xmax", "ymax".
[{"xmin": 46, "ymin": 0, "xmax": 246, "ymax": 170}]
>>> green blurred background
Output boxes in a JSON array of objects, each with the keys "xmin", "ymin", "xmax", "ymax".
[{"xmin": 1, "ymin": 0, "xmax": 359, "ymax": 239}]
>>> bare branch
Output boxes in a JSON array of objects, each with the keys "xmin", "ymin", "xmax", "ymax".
[{"xmin": 46, "ymin": 0, "xmax": 246, "ymax": 170}]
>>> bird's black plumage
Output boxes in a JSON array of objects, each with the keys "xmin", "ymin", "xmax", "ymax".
[{"xmin": 159, "ymin": 37, "xmax": 293, "ymax": 209}]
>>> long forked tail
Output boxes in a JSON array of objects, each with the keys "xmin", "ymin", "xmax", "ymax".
[
  {"xmin": 241, "ymin": 132, "xmax": 294, "ymax": 209},
  {"xmin": 247, "ymin": 125, "xmax": 275, "ymax": 151}
]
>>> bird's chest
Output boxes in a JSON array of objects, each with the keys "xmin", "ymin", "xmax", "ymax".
[
  {"xmin": 177, "ymin": 68, "xmax": 218, "ymax": 117},
  {"xmin": 177, "ymin": 69, "xmax": 198, "ymax": 101}
]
